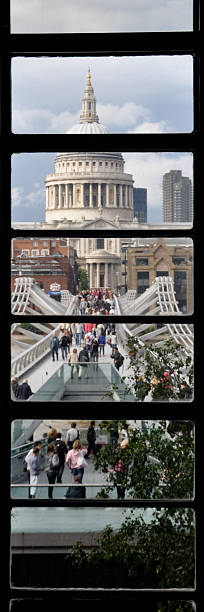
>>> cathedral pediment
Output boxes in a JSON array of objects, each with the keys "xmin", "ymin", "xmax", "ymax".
[{"xmin": 82, "ymin": 218, "xmax": 119, "ymax": 230}]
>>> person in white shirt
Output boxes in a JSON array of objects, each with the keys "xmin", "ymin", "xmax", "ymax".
[
  {"xmin": 66, "ymin": 422, "xmax": 80, "ymax": 450},
  {"xmin": 24, "ymin": 441, "xmax": 42, "ymax": 498}
]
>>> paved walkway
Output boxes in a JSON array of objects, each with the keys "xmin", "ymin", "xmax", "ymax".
[
  {"xmin": 24, "ymin": 335, "xmax": 128, "ymax": 395},
  {"xmin": 12, "ymin": 453, "xmax": 115, "ymax": 500}
]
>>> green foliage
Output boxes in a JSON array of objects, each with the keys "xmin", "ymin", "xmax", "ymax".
[
  {"xmin": 157, "ymin": 602, "xmax": 195, "ymax": 612},
  {"xmin": 73, "ymin": 250, "xmax": 89, "ymax": 290},
  {"xmin": 78, "ymin": 268, "xmax": 89, "ymax": 290},
  {"xmin": 93, "ymin": 421, "xmax": 194, "ymax": 499},
  {"xmin": 68, "ymin": 509, "xmax": 195, "ymax": 589},
  {"xmin": 66, "ymin": 422, "xmax": 195, "ymax": 591},
  {"xmin": 121, "ymin": 337, "xmax": 194, "ymax": 402}
]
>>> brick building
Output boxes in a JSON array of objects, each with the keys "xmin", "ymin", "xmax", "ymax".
[{"xmin": 11, "ymin": 238, "xmax": 75, "ymax": 293}]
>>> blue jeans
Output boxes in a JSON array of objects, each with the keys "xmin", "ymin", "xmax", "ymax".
[
  {"xmin": 72, "ymin": 467, "xmax": 84, "ymax": 481},
  {"xmin": 76, "ymin": 333, "xmax": 82, "ymax": 345},
  {"xmin": 61, "ymin": 346, "xmax": 68, "ymax": 360}
]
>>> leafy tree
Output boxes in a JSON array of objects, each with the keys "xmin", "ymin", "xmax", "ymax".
[
  {"xmin": 93, "ymin": 420, "xmax": 194, "ymax": 499},
  {"xmin": 118, "ymin": 337, "xmax": 194, "ymax": 402},
  {"xmin": 68, "ymin": 509, "xmax": 195, "ymax": 589},
  {"xmin": 78, "ymin": 268, "xmax": 89, "ymax": 290},
  {"xmin": 73, "ymin": 250, "xmax": 89, "ymax": 290}
]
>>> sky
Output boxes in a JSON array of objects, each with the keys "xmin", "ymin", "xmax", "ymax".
[
  {"xmin": 11, "ymin": 54, "xmax": 193, "ymax": 224},
  {"xmin": 11, "ymin": 0, "xmax": 193, "ymax": 33}
]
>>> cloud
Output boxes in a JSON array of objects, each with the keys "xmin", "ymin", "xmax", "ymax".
[
  {"xmin": 12, "ymin": 108, "xmax": 80, "ymax": 134},
  {"xmin": 12, "ymin": 185, "xmax": 45, "ymax": 208},
  {"xmin": 128, "ymin": 120, "xmax": 170, "ymax": 133},
  {"xmin": 11, "ymin": 0, "xmax": 193, "ymax": 32},
  {"xmin": 124, "ymin": 152, "xmax": 193, "ymax": 209},
  {"xmin": 12, "ymin": 103, "xmax": 172, "ymax": 134}
]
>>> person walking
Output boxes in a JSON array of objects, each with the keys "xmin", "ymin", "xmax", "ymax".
[
  {"xmin": 110, "ymin": 438, "xmax": 129, "ymax": 499},
  {"xmin": 75, "ymin": 322, "xmax": 84, "ymax": 347},
  {"xmin": 50, "ymin": 332, "xmax": 59, "ymax": 362},
  {"xmin": 18, "ymin": 379, "xmax": 33, "ymax": 400},
  {"xmin": 110, "ymin": 330, "xmax": 117, "ymax": 351},
  {"xmin": 84, "ymin": 332, "xmax": 94, "ymax": 357},
  {"xmin": 24, "ymin": 441, "xmax": 42, "ymax": 498},
  {"xmin": 112, "ymin": 347, "xmax": 124, "ymax": 371},
  {"xmin": 78, "ymin": 345, "xmax": 89, "ymax": 379},
  {"xmin": 11, "ymin": 376, "xmax": 20, "ymax": 400},
  {"xmin": 54, "ymin": 433, "xmax": 68, "ymax": 483},
  {"xmin": 90, "ymin": 338, "xmax": 99, "ymax": 369},
  {"xmin": 60, "ymin": 331, "xmax": 69, "ymax": 360},
  {"xmin": 68, "ymin": 348, "xmax": 79, "ymax": 378},
  {"xmin": 87, "ymin": 420, "xmax": 96, "ymax": 457},
  {"xmin": 26, "ymin": 446, "xmax": 43, "ymax": 499},
  {"xmin": 66, "ymin": 422, "xmax": 80, "ymax": 450},
  {"xmin": 66, "ymin": 440, "xmax": 88, "ymax": 482},
  {"xmin": 47, "ymin": 427, "xmax": 57, "ymax": 443},
  {"xmin": 98, "ymin": 332, "xmax": 106, "ymax": 357},
  {"xmin": 45, "ymin": 443, "xmax": 60, "ymax": 499}
]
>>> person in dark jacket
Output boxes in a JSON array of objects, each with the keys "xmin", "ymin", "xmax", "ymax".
[
  {"xmin": 87, "ymin": 420, "xmax": 96, "ymax": 457},
  {"xmin": 50, "ymin": 332, "xmax": 59, "ymax": 361},
  {"xmin": 11, "ymin": 376, "xmax": 20, "ymax": 400},
  {"xmin": 113, "ymin": 347, "xmax": 124, "ymax": 371},
  {"xmin": 90, "ymin": 339, "xmax": 99, "ymax": 369},
  {"xmin": 54, "ymin": 433, "xmax": 68, "ymax": 483},
  {"xmin": 64, "ymin": 474, "xmax": 86, "ymax": 499},
  {"xmin": 18, "ymin": 379, "xmax": 33, "ymax": 400},
  {"xmin": 60, "ymin": 332, "xmax": 69, "ymax": 360},
  {"xmin": 78, "ymin": 345, "xmax": 89, "ymax": 379}
]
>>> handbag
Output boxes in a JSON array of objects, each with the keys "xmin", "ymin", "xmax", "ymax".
[{"xmin": 77, "ymin": 454, "xmax": 88, "ymax": 468}]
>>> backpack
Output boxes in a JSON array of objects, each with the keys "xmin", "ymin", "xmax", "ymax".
[
  {"xmin": 51, "ymin": 452, "xmax": 60, "ymax": 469},
  {"xmin": 55, "ymin": 440, "xmax": 66, "ymax": 462}
]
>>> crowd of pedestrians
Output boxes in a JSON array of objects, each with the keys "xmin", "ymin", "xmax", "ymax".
[
  {"xmin": 74, "ymin": 288, "xmax": 116, "ymax": 316},
  {"xmin": 23, "ymin": 421, "xmax": 97, "ymax": 499},
  {"xmin": 23, "ymin": 422, "xmax": 131, "ymax": 500},
  {"xmin": 47, "ymin": 321, "xmax": 124, "ymax": 378}
]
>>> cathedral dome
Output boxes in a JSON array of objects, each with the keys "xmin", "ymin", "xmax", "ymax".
[{"xmin": 66, "ymin": 122, "xmax": 110, "ymax": 135}]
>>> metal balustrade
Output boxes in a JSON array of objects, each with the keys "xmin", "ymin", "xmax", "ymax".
[{"xmin": 115, "ymin": 276, "xmax": 193, "ymax": 358}]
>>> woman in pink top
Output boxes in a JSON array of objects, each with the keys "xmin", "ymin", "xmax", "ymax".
[{"xmin": 66, "ymin": 439, "xmax": 88, "ymax": 481}]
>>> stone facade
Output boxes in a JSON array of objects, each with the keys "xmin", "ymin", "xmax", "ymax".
[{"xmin": 127, "ymin": 238, "xmax": 193, "ymax": 313}]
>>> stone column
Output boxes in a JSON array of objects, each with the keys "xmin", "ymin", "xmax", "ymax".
[
  {"xmin": 65, "ymin": 184, "xmax": 69, "ymax": 208},
  {"xmin": 105, "ymin": 263, "xmax": 109, "ymax": 288},
  {"xmin": 81, "ymin": 184, "xmax": 84, "ymax": 207},
  {"xmin": 89, "ymin": 183, "xmax": 93, "ymax": 207},
  {"xmin": 106, "ymin": 184, "xmax": 109, "ymax": 206},
  {"xmin": 58, "ymin": 184, "xmax": 61, "ymax": 208},
  {"xmin": 120, "ymin": 184, "xmax": 123, "ymax": 208},
  {"xmin": 114, "ymin": 184, "xmax": 117, "ymax": 207},
  {"xmin": 125, "ymin": 185, "xmax": 128, "ymax": 208},
  {"xmin": 96, "ymin": 263, "xmax": 100, "ymax": 288},
  {"xmin": 46, "ymin": 187, "xmax": 49, "ymax": 209},
  {"xmin": 90, "ymin": 263, "xmax": 93, "ymax": 288},
  {"xmin": 73, "ymin": 183, "xmax": 76, "ymax": 206},
  {"xmin": 98, "ymin": 183, "xmax": 101, "ymax": 207},
  {"xmin": 53, "ymin": 185, "xmax": 56, "ymax": 208}
]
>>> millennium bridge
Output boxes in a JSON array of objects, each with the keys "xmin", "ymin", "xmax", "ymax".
[{"xmin": 11, "ymin": 275, "xmax": 193, "ymax": 401}]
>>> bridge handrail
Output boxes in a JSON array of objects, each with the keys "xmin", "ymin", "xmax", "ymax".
[{"xmin": 11, "ymin": 295, "xmax": 76, "ymax": 377}]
